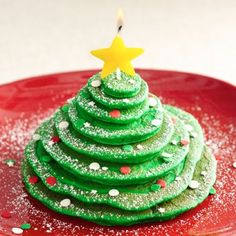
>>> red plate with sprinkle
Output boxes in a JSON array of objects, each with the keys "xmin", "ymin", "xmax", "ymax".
[
  {"xmin": 0, "ymin": 69, "xmax": 236, "ymax": 236},
  {"xmin": 1, "ymin": 211, "xmax": 11, "ymax": 219}
]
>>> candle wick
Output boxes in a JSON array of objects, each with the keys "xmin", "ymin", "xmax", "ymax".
[{"xmin": 117, "ymin": 25, "xmax": 123, "ymax": 34}]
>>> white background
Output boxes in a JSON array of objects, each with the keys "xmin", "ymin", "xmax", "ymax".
[{"xmin": 0, "ymin": 0, "xmax": 235, "ymax": 85}]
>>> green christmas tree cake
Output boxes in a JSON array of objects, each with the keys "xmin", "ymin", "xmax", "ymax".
[{"xmin": 22, "ymin": 36, "xmax": 217, "ymax": 226}]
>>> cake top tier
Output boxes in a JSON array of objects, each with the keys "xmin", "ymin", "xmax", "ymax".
[{"xmin": 88, "ymin": 71, "xmax": 143, "ymax": 99}]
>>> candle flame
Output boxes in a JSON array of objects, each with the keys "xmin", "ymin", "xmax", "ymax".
[{"xmin": 117, "ymin": 8, "xmax": 124, "ymax": 34}]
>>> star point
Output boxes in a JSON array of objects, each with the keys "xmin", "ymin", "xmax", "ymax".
[{"xmin": 91, "ymin": 35, "xmax": 143, "ymax": 78}]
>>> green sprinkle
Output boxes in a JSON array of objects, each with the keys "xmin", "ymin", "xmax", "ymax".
[
  {"xmin": 5, "ymin": 159, "xmax": 16, "ymax": 164},
  {"xmin": 41, "ymin": 155, "xmax": 52, "ymax": 163},
  {"xmin": 151, "ymin": 184, "xmax": 161, "ymax": 192},
  {"xmin": 61, "ymin": 104, "xmax": 69, "ymax": 112},
  {"xmin": 210, "ymin": 187, "xmax": 216, "ymax": 195},
  {"xmin": 21, "ymin": 223, "xmax": 31, "ymax": 230},
  {"xmin": 173, "ymin": 136, "xmax": 181, "ymax": 144},
  {"xmin": 161, "ymin": 157, "xmax": 171, "ymax": 163},
  {"xmin": 122, "ymin": 145, "xmax": 133, "ymax": 152}
]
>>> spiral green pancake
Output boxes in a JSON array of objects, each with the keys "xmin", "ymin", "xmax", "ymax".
[{"xmin": 22, "ymin": 71, "xmax": 217, "ymax": 226}]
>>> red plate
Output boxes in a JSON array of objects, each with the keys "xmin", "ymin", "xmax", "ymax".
[{"xmin": 0, "ymin": 69, "xmax": 235, "ymax": 236}]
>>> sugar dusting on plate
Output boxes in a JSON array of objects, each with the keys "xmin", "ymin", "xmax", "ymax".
[{"xmin": 0, "ymin": 102, "xmax": 235, "ymax": 236}]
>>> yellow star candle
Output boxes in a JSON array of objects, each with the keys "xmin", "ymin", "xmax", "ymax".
[{"xmin": 91, "ymin": 10, "xmax": 144, "ymax": 78}]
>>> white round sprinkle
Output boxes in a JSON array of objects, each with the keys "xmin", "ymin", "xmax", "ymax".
[
  {"xmin": 171, "ymin": 140, "xmax": 178, "ymax": 145},
  {"xmin": 91, "ymin": 80, "xmax": 101, "ymax": 87},
  {"xmin": 89, "ymin": 162, "xmax": 100, "ymax": 171},
  {"xmin": 48, "ymin": 140, "xmax": 54, "ymax": 147},
  {"xmin": 185, "ymin": 124, "xmax": 193, "ymax": 132},
  {"xmin": 91, "ymin": 189, "xmax": 97, "ymax": 194},
  {"xmin": 161, "ymin": 152, "xmax": 172, "ymax": 158},
  {"xmin": 233, "ymin": 161, "xmax": 236, "ymax": 168},
  {"xmin": 102, "ymin": 166, "xmax": 108, "ymax": 171},
  {"xmin": 32, "ymin": 134, "xmax": 41, "ymax": 141},
  {"xmin": 201, "ymin": 171, "xmax": 207, "ymax": 176},
  {"xmin": 158, "ymin": 207, "xmax": 166, "ymax": 213},
  {"xmin": 12, "ymin": 227, "xmax": 23, "ymax": 235},
  {"xmin": 189, "ymin": 180, "xmax": 200, "ymax": 189},
  {"xmin": 175, "ymin": 176, "xmax": 182, "ymax": 181},
  {"xmin": 59, "ymin": 121, "xmax": 69, "ymax": 130},
  {"xmin": 88, "ymin": 101, "xmax": 95, "ymax": 107},
  {"xmin": 123, "ymin": 98, "xmax": 129, "ymax": 103},
  {"xmin": 137, "ymin": 144, "xmax": 144, "ymax": 150},
  {"xmin": 129, "ymin": 79, "xmax": 135, "ymax": 84},
  {"xmin": 109, "ymin": 189, "xmax": 119, "ymax": 197},
  {"xmin": 148, "ymin": 97, "xmax": 157, "ymax": 107},
  {"xmin": 190, "ymin": 132, "xmax": 198, "ymax": 138},
  {"xmin": 151, "ymin": 119, "xmax": 162, "ymax": 127},
  {"xmin": 60, "ymin": 198, "xmax": 71, "ymax": 207}
]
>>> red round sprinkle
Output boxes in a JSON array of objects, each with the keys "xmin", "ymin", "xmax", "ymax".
[
  {"xmin": 156, "ymin": 179, "xmax": 166, "ymax": 188},
  {"xmin": 120, "ymin": 166, "xmax": 131, "ymax": 175},
  {"xmin": 29, "ymin": 175, "xmax": 39, "ymax": 184},
  {"xmin": 171, "ymin": 117, "xmax": 176, "ymax": 124},
  {"xmin": 46, "ymin": 176, "xmax": 57, "ymax": 186},
  {"xmin": 51, "ymin": 136, "xmax": 60, "ymax": 143},
  {"xmin": 180, "ymin": 140, "xmax": 189, "ymax": 146},
  {"xmin": 1, "ymin": 211, "xmax": 11, "ymax": 218},
  {"xmin": 110, "ymin": 110, "xmax": 121, "ymax": 118},
  {"xmin": 215, "ymin": 155, "xmax": 222, "ymax": 160}
]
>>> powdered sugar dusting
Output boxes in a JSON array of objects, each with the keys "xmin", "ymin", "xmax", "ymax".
[
  {"xmin": 0, "ymin": 104, "xmax": 235, "ymax": 236},
  {"xmin": 158, "ymin": 95, "xmax": 236, "ymax": 235},
  {"xmin": 0, "ymin": 72, "xmax": 236, "ymax": 235}
]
